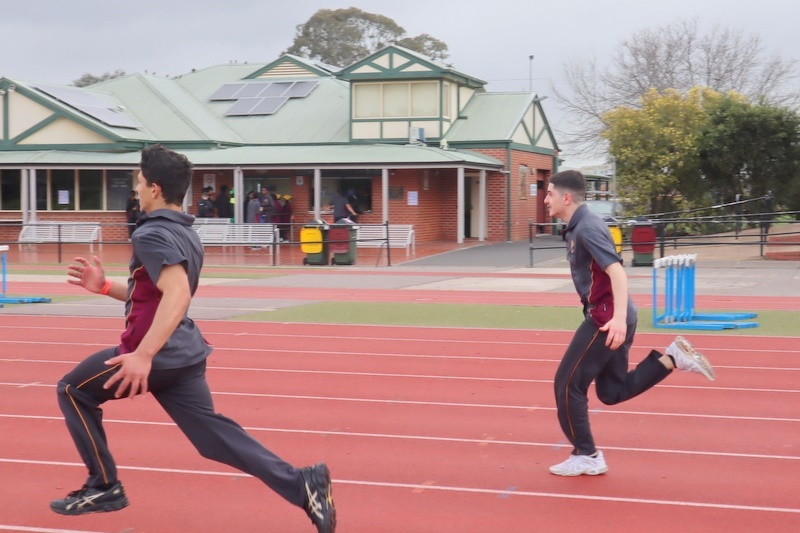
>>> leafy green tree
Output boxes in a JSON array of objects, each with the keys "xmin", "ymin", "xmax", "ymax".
[
  {"xmin": 72, "ymin": 70, "xmax": 125, "ymax": 87},
  {"xmin": 396, "ymin": 33, "xmax": 449, "ymax": 61},
  {"xmin": 699, "ymin": 96, "xmax": 800, "ymax": 211},
  {"xmin": 285, "ymin": 8, "xmax": 448, "ymax": 67},
  {"xmin": 602, "ymin": 87, "xmax": 715, "ymax": 214}
]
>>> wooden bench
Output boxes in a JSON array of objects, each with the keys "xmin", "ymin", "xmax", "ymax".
[
  {"xmin": 193, "ymin": 223, "xmax": 280, "ymax": 253},
  {"xmin": 18, "ymin": 222, "xmax": 103, "ymax": 252},
  {"xmin": 356, "ymin": 224, "xmax": 415, "ymax": 255}
]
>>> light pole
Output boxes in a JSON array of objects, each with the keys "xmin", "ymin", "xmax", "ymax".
[{"xmin": 528, "ymin": 55, "xmax": 534, "ymax": 92}]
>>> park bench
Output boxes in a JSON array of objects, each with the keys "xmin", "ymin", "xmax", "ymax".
[
  {"xmin": 18, "ymin": 222, "xmax": 102, "ymax": 252},
  {"xmin": 192, "ymin": 223, "xmax": 280, "ymax": 253},
  {"xmin": 356, "ymin": 224, "xmax": 415, "ymax": 255}
]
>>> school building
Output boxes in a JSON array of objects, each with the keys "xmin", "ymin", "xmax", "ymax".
[{"xmin": 0, "ymin": 45, "xmax": 559, "ymax": 244}]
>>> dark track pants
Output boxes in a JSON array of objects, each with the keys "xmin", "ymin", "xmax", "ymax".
[
  {"xmin": 57, "ymin": 347, "xmax": 306, "ymax": 507},
  {"xmin": 553, "ymin": 318, "xmax": 672, "ymax": 456}
]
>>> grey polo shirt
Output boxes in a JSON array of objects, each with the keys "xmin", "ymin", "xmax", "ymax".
[
  {"xmin": 563, "ymin": 204, "xmax": 637, "ymax": 327},
  {"xmin": 119, "ymin": 209, "xmax": 212, "ymax": 369}
]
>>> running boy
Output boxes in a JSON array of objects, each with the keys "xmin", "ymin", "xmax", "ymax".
[
  {"xmin": 543, "ymin": 169, "xmax": 715, "ymax": 476},
  {"xmin": 51, "ymin": 144, "xmax": 335, "ymax": 532}
]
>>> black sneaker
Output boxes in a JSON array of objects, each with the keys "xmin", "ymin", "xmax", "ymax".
[
  {"xmin": 50, "ymin": 481, "xmax": 129, "ymax": 515},
  {"xmin": 301, "ymin": 463, "xmax": 336, "ymax": 533}
]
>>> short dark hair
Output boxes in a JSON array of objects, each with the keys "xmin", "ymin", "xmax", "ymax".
[
  {"xmin": 140, "ymin": 144, "xmax": 192, "ymax": 205},
  {"xmin": 550, "ymin": 170, "xmax": 586, "ymax": 198}
]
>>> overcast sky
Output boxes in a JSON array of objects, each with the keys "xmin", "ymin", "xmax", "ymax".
[{"xmin": 1, "ymin": 0, "xmax": 797, "ymax": 165}]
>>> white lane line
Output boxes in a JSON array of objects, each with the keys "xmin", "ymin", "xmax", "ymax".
[
  {"xmin": 2, "ymin": 352, "xmax": 800, "ymax": 375},
  {"xmin": 2, "ymin": 413, "xmax": 798, "ymax": 462},
  {"xmin": 0, "ymin": 325, "xmax": 796, "ymax": 354},
  {"xmin": 0, "ymin": 526, "xmax": 109, "ymax": 533},
  {"xmin": 2, "ymin": 458, "xmax": 797, "ymax": 515},
  {"xmin": 1, "ymin": 384, "xmax": 799, "ymax": 422}
]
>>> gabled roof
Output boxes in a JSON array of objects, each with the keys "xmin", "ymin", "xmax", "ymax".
[
  {"xmin": 0, "ymin": 49, "xmax": 558, "ymax": 159},
  {"xmin": 94, "ymin": 74, "xmax": 241, "ymax": 145},
  {"xmin": 246, "ymin": 54, "xmax": 339, "ymax": 78},
  {"xmin": 444, "ymin": 93, "xmax": 558, "ymax": 151},
  {"xmin": 338, "ymin": 45, "xmax": 485, "ymax": 88}
]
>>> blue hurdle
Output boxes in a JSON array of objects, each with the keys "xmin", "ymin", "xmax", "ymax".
[
  {"xmin": 0, "ymin": 245, "xmax": 51, "ymax": 305},
  {"xmin": 652, "ymin": 254, "xmax": 758, "ymax": 330}
]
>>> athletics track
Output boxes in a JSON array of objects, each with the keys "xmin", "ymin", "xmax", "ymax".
[{"xmin": 0, "ymin": 267, "xmax": 798, "ymax": 532}]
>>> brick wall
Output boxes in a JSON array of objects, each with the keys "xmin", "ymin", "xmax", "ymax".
[{"xmin": 1, "ymin": 152, "xmax": 556, "ymax": 246}]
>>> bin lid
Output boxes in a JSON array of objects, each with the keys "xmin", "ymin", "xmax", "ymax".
[
  {"xmin": 300, "ymin": 226, "xmax": 324, "ymax": 254},
  {"xmin": 304, "ymin": 219, "xmax": 328, "ymax": 229}
]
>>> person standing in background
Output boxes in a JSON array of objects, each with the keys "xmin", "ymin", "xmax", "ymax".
[
  {"xmin": 246, "ymin": 191, "xmax": 262, "ymax": 224},
  {"xmin": 124, "ymin": 190, "xmax": 139, "ymax": 239},
  {"xmin": 215, "ymin": 184, "xmax": 232, "ymax": 220},
  {"xmin": 196, "ymin": 187, "xmax": 214, "ymax": 218}
]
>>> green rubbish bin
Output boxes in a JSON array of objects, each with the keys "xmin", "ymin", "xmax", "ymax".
[
  {"xmin": 631, "ymin": 219, "xmax": 656, "ymax": 266},
  {"xmin": 300, "ymin": 220, "xmax": 329, "ymax": 266},
  {"xmin": 329, "ymin": 222, "xmax": 358, "ymax": 265}
]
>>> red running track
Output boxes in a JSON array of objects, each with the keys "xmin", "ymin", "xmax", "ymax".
[
  {"xmin": 1, "ymin": 316, "xmax": 799, "ymax": 532},
  {"xmin": 7, "ymin": 279, "xmax": 799, "ymax": 310}
]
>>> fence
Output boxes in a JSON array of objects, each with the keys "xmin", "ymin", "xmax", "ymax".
[
  {"xmin": 1, "ymin": 220, "xmax": 415, "ymax": 267},
  {"xmin": 527, "ymin": 211, "xmax": 800, "ymax": 267}
]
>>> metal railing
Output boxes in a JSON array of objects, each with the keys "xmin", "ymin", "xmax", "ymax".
[{"xmin": 528, "ymin": 211, "xmax": 800, "ymax": 267}]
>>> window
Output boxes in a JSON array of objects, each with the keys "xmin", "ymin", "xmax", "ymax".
[
  {"xmin": 35, "ymin": 172, "xmax": 47, "ymax": 210},
  {"xmin": 383, "ymin": 84, "xmax": 408, "ymax": 117},
  {"xmin": 0, "ymin": 170, "xmax": 21, "ymax": 210},
  {"xmin": 442, "ymin": 83, "xmax": 451, "ymax": 119},
  {"xmin": 518, "ymin": 165, "xmax": 530, "ymax": 199},
  {"xmin": 353, "ymin": 82, "xmax": 440, "ymax": 119},
  {"xmin": 354, "ymin": 85, "xmax": 381, "ymax": 118},
  {"xmin": 79, "ymin": 170, "xmax": 103, "ymax": 210},
  {"xmin": 411, "ymin": 83, "xmax": 437, "ymax": 116},
  {"xmin": 107, "ymin": 170, "xmax": 134, "ymax": 210},
  {"xmin": 50, "ymin": 170, "xmax": 75, "ymax": 210}
]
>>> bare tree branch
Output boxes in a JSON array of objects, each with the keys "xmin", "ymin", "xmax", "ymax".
[{"xmin": 554, "ymin": 18, "xmax": 799, "ymax": 160}]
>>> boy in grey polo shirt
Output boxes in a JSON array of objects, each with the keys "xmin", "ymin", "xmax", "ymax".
[
  {"xmin": 51, "ymin": 145, "xmax": 335, "ymax": 532},
  {"xmin": 543, "ymin": 170, "xmax": 715, "ymax": 477}
]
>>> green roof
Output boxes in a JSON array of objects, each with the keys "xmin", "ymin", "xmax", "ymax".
[
  {"xmin": 0, "ymin": 145, "xmax": 502, "ymax": 169},
  {"xmin": 0, "ymin": 47, "xmax": 557, "ymax": 159}
]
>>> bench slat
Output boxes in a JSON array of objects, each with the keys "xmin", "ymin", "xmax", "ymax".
[
  {"xmin": 356, "ymin": 225, "xmax": 415, "ymax": 255},
  {"xmin": 18, "ymin": 222, "xmax": 102, "ymax": 252},
  {"xmin": 194, "ymin": 223, "xmax": 280, "ymax": 253}
]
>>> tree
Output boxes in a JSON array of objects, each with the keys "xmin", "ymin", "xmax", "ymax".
[
  {"xmin": 556, "ymin": 19, "xmax": 798, "ymax": 158},
  {"xmin": 699, "ymin": 96, "xmax": 800, "ymax": 211},
  {"xmin": 602, "ymin": 87, "xmax": 716, "ymax": 214},
  {"xmin": 285, "ymin": 8, "xmax": 449, "ymax": 67},
  {"xmin": 396, "ymin": 33, "xmax": 449, "ymax": 61},
  {"xmin": 72, "ymin": 70, "xmax": 126, "ymax": 87}
]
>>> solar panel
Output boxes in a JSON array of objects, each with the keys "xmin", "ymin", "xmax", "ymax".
[
  {"xmin": 209, "ymin": 83, "xmax": 246, "ymax": 100},
  {"xmin": 259, "ymin": 82, "xmax": 293, "ymax": 97},
  {"xmin": 36, "ymin": 83, "xmax": 109, "ymax": 107},
  {"xmin": 224, "ymin": 98, "xmax": 262, "ymax": 116},
  {"xmin": 249, "ymin": 96, "xmax": 289, "ymax": 115},
  {"xmin": 35, "ymin": 84, "xmax": 141, "ymax": 129},
  {"xmin": 75, "ymin": 104, "xmax": 141, "ymax": 129},
  {"xmin": 236, "ymin": 82, "xmax": 271, "ymax": 98},
  {"xmin": 212, "ymin": 78, "xmax": 319, "ymax": 117},
  {"xmin": 284, "ymin": 80, "xmax": 318, "ymax": 97}
]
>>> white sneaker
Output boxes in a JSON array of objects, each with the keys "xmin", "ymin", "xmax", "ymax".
[
  {"xmin": 666, "ymin": 336, "xmax": 715, "ymax": 381},
  {"xmin": 549, "ymin": 451, "xmax": 608, "ymax": 476}
]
